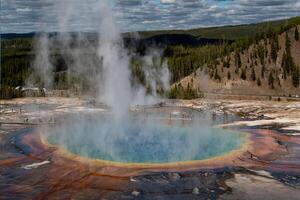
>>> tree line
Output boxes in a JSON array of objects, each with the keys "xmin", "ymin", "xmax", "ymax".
[{"xmin": 1, "ymin": 19, "xmax": 300, "ymax": 99}]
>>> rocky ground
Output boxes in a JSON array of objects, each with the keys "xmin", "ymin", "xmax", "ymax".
[{"xmin": 0, "ymin": 97, "xmax": 300, "ymax": 199}]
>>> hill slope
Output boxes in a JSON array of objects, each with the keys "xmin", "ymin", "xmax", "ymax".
[
  {"xmin": 176, "ymin": 25, "xmax": 300, "ymax": 97},
  {"xmin": 1, "ymin": 16, "xmax": 300, "ymax": 99},
  {"xmin": 130, "ymin": 16, "xmax": 300, "ymax": 40}
]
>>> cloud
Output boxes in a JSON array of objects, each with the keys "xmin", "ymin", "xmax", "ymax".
[
  {"xmin": 16, "ymin": 8, "xmax": 32, "ymax": 12},
  {"xmin": 1, "ymin": 0, "xmax": 300, "ymax": 33},
  {"xmin": 161, "ymin": 0, "xmax": 176, "ymax": 3}
]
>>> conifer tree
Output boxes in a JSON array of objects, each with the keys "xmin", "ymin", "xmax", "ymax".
[
  {"xmin": 271, "ymin": 36, "xmax": 279, "ymax": 62},
  {"xmin": 261, "ymin": 65, "xmax": 265, "ymax": 78},
  {"xmin": 214, "ymin": 69, "xmax": 221, "ymax": 81},
  {"xmin": 268, "ymin": 72, "xmax": 275, "ymax": 89},
  {"xmin": 295, "ymin": 26, "xmax": 299, "ymax": 41},
  {"xmin": 240, "ymin": 69, "xmax": 246, "ymax": 80},
  {"xmin": 227, "ymin": 71, "xmax": 231, "ymax": 80},
  {"xmin": 292, "ymin": 65, "xmax": 300, "ymax": 87},
  {"xmin": 251, "ymin": 67, "xmax": 256, "ymax": 81},
  {"xmin": 257, "ymin": 77, "xmax": 261, "ymax": 86}
]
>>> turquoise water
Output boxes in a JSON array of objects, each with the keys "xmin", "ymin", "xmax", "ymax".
[{"xmin": 47, "ymin": 117, "xmax": 246, "ymax": 164}]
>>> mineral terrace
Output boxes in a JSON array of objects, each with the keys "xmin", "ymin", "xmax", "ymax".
[{"xmin": 0, "ymin": 97, "xmax": 300, "ymax": 200}]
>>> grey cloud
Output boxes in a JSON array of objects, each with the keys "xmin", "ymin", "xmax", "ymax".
[{"xmin": 1, "ymin": 0, "xmax": 300, "ymax": 33}]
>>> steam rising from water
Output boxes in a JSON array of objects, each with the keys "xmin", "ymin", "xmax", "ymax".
[
  {"xmin": 30, "ymin": 0, "xmax": 170, "ymax": 119},
  {"xmin": 27, "ymin": 33, "xmax": 53, "ymax": 88},
  {"xmin": 30, "ymin": 0, "xmax": 244, "ymax": 163},
  {"xmin": 45, "ymin": 111, "xmax": 245, "ymax": 163},
  {"xmin": 97, "ymin": 1, "xmax": 131, "ymax": 119}
]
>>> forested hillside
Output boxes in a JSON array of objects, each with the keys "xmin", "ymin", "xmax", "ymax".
[
  {"xmin": 129, "ymin": 16, "xmax": 300, "ymax": 40},
  {"xmin": 1, "ymin": 16, "xmax": 300, "ymax": 99},
  {"xmin": 173, "ymin": 24, "xmax": 300, "ymax": 98}
]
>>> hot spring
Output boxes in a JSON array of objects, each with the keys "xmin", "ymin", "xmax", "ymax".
[{"xmin": 44, "ymin": 108, "xmax": 247, "ymax": 164}]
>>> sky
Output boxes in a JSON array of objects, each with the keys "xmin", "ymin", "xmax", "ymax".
[{"xmin": 1, "ymin": 0, "xmax": 300, "ymax": 33}]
